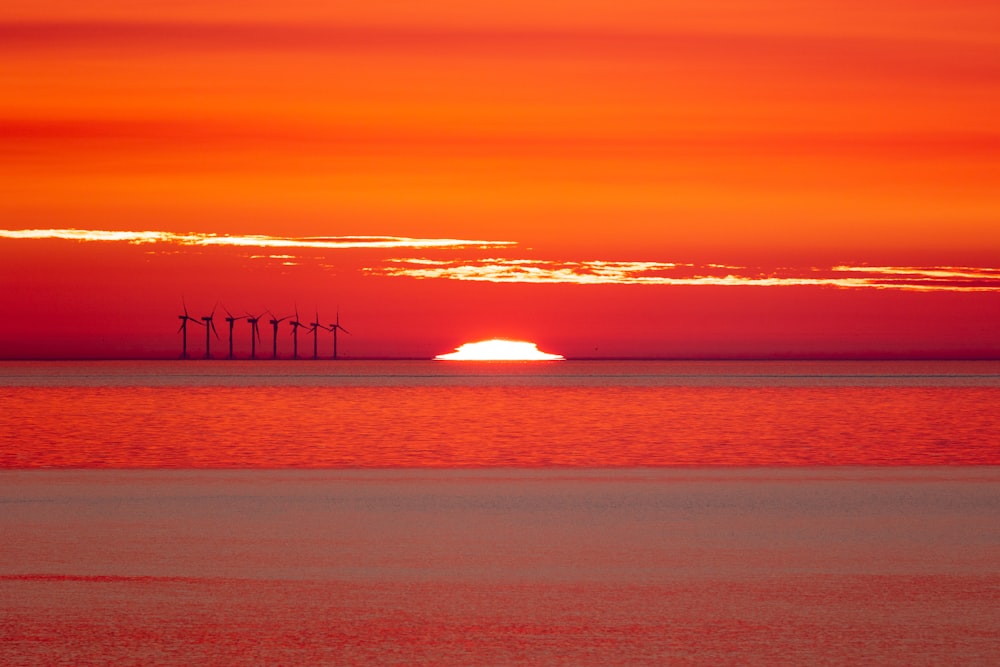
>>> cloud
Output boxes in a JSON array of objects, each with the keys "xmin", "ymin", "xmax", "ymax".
[
  {"xmin": 371, "ymin": 258, "xmax": 1000, "ymax": 292},
  {"xmin": 5, "ymin": 228, "xmax": 996, "ymax": 292},
  {"xmin": 0, "ymin": 228, "xmax": 516, "ymax": 250},
  {"xmin": 3, "ymin": 21, "xmax": 996, "ymax": 87}
]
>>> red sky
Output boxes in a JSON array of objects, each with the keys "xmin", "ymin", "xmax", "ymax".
[{"xmin": 1, "ymin": 1, "xmax": 998, "ymax": 359}]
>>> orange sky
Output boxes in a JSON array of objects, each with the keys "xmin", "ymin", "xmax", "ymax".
[{"xmin": 1, "ymin": 1, "xmax": 998, "ymax": 358}]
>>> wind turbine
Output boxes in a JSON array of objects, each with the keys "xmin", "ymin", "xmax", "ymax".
[
  {"xmin": 328, "ymin": 309, "xmax": 350, "ymax": 360},
  {"xmin": 177, "ymin": 301, "xmax": 203, "ymax": 359},
  {"xmin": 308, "ymin": 309, "xmax": 324, "ymax": 360},
  {"xmin": 201, "ymin": 305, "xmax": 220, "ymax": 359},
  {"xmin": 222, "ymin": 306, "xmax": 246, "ymax": 359},
  {"xmin": 246, "ymin": 312, "xmax": 264, "ymax": 359},
  {"xmin": 289, "ymin": 306, "xmax": 306, "ymax": 359},
  {"xmin": 267, "ymin": 311, "xmax": 290, "ymax": 359}
]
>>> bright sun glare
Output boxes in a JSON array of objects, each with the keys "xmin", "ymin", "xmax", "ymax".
[{"xmin": 435, "ymin": 339, "xmax": 565, "ymax": 361}]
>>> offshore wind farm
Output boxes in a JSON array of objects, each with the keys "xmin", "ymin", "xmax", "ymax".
[{"xmin": 178, "ymin": 302, "xmax": 350, "ymax": 360}]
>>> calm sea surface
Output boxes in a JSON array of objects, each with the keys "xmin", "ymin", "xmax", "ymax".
[
  {"xmin": 2, "ymin": 361, "xmax": 999, "ymax": 664},
  {"xmin": 1, "ymin": 360, "xmax": 998, "ymax": 467}
]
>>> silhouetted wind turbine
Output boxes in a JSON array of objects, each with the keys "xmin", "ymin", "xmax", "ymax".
[
  {"xmin": 328, "ymin": 309, "xmax": 350, "ymax": 360},
  {"xmin": 222, "ymin": 306, "xmax": 246, "ymax": 359},
  {"xmin": 289, "ymin": 307, "xmax": 306, "ymax": 359},
  {"xmin": 246, "ymin": 312, "xmax": 264, "ymax": 359},
  {"xmin": 267, "ymin": 311, "xmax": 290, "ymax": 359},
  {"xmin": 177, "ymin": 301, "xmax": 203, "ymax": 359},
  {"xmin": 308, "ymin": 309, "xmax": 324, "ymax": 360},
  {"xmin": 201, "ymin": 305, "xmax": 220, "ymax": 359}
]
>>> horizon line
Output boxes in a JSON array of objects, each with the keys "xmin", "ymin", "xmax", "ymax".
[{"xmin": 2, "ymin": 355, "xmax": 998, "ymax": 362}]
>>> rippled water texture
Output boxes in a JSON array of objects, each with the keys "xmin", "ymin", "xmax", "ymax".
[
  {"xmin": 3, "ymin": 363, "xmax": 1000, "ymax": 664},
  {"xmin": 2, "ymin": 469, "xmax": 999, "ymax": 665},
  {"xmin": 2, "ymin": 361, "xmax": 998, "ymax": 467}
]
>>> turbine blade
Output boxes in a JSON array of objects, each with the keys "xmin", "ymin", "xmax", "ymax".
[
  {"xmin": 177, "ymin": 322, "xmax": 185, "ymax": 333},
  {"xmin": 211, "ymin": 320, "xmax": 219, "ymax": 338}
]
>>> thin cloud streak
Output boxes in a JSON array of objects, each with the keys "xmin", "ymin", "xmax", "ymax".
[
  {"xmin": 0, "ymin": 228, "xmax": 516, "ymax": 250},
  {"xmin": 373, "ymin": 259, "xmax": 1000, "ymax": 292},
  {"xmin": 4, "ymin": 228, "xmax": 996, "ymax": 292},
  {"xmin": 2, "ymin": 22, "xmax": 997, "ymax": 85}
]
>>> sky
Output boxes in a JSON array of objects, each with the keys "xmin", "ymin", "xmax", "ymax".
[{"xmin": 1, "ymin": 0, "xmax": 998, "ymax": 359}]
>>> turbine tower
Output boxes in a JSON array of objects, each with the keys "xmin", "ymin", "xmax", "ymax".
[
  {"xmin": 308, "ymin": 309, "xmax": 323, "ymax": 360},
  {"xmin": 246, "ymin": 312, "xmax": 264, "ymax": 359},
  {"xmin": 222, "ymin": 306, "xmax": 246, "ymax": 359},
  {"xmin": 267, "ymin": 311, "xmax": 290, "ymax": 359},
  {"xmin": 289, "ymin": 307, "xmax": 306, "ymax": 359},
  {"xmin": 201, "ymin": 306, "xmax": 220, "ymax": 359},
  {"xmin": 177, "ymin": 301, "xmax": 203, "ymax": 359},
  {"xmin": 328, "ymin": 309, "xmax": 350, "ymax": 360}
]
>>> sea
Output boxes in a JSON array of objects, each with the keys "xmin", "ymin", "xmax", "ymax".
[{"xmin": 2, "ymin": 360, "xmax": 999, "ymax": 664}]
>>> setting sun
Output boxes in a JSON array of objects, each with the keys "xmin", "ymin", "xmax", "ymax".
[{"xmin": 435, "ymin": 339, "xmax": 565, "ymax": 361}]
